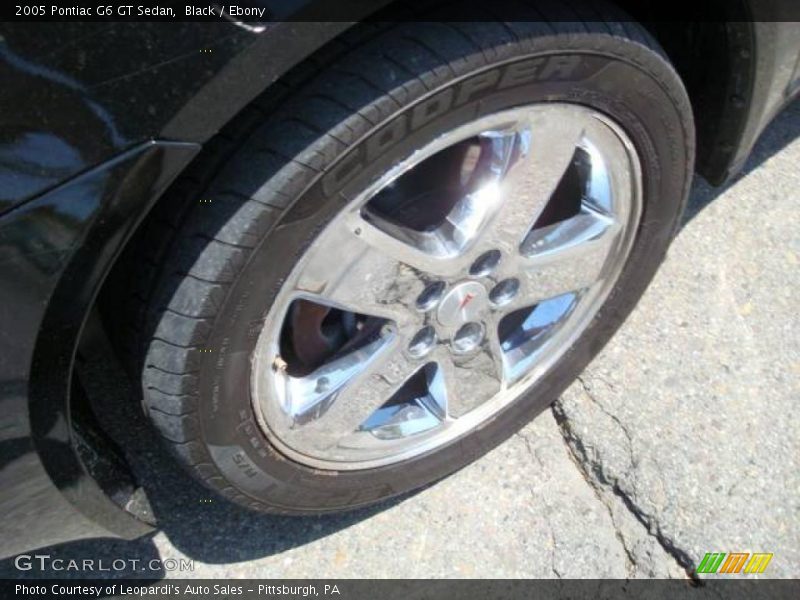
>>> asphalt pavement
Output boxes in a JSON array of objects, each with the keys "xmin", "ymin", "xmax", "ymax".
[{"xmin": 4, "ymin": 99, "xmax": 798, "ymax": 580}]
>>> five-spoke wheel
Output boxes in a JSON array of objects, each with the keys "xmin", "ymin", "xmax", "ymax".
[{"xmin": 251, "ymin": 104, "xmax": 642, "ymax": 469}]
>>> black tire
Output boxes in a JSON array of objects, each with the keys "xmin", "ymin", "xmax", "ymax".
[{"xmin": 113, "ymin": 16, "xmax": 694, "ymax": 513}]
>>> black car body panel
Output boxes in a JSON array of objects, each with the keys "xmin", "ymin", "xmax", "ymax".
[
  {"xmin": 0, "ymin": 8, "xmax": 798, "ymax": 559},
  {"xmin": 0, "ymin": 20, "xmax": 357, "ymax": 213},
  {"xmin": 0, "ymin": 14, "xmax": 365, "ymax": 559},
  {"xmin": 0, "ymin": 142, "xmax": 198, "ymax": 558},
  {"xmin": 729, "ymin": 20, "xmax": 800, "ymax": 177}
]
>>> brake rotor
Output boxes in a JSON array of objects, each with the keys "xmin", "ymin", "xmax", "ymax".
[{"xmin": 289, "ymin": 299, "xmax": 337, "ymax": 368}]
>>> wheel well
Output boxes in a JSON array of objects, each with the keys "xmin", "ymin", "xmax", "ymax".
[{"xmin": 612, "ymin": 0, "xmax": 756, "ymax": 183}]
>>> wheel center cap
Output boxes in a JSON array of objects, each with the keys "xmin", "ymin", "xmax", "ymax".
[{"xmin": 437, "ymin": 281, "xmax": 488, "ymax": 328}]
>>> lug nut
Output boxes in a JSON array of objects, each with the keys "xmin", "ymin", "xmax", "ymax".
[
  {"xmin": 452, "ymin": 322, "xmax": 484, "ymax": 354},
  {"xmin": 408, "ymin": 326, "xmax": 436, "ymax": 358},
  {"xmin": 490, "ymin": 278, "xmax": 520, "ymax": 307},
  {"xmin": 416, "ymin": 281, "xmax": 446, "ymax": 312},
  {"xmin": 470, "ymin": 249, "xmax": 501, "ymax": 277}
]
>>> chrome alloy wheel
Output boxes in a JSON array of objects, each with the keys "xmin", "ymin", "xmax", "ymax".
[{"xmin": 251, "ymin": 104, "xmax": 642, "ymax": 470}]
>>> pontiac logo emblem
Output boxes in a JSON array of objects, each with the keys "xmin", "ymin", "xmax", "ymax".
[
  {"xmin": 459, "ymin": 292, "xmax": 477, "ymax": 310},
  {"xmin": 437, "ymin": 282, "xmax": 487, "ymax": 328}
]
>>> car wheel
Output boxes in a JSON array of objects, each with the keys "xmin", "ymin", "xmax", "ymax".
[{"xmin": 116, "ymin": 16, "xmax": 694, "ymax": 513}]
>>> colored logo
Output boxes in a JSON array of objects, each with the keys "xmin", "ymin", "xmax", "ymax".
[
  {"xmin": 696, "ymin": 552, "xmax": 773, "ymax": 575},
  {"xmin": 458, "ymin": 292, "xmax": 477, "ymax": 310}
]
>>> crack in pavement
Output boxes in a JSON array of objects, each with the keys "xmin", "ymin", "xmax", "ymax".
[
  {"xmin": 518, "ymin": 426, "xmax": 638, "ymax": 577},
  {"xmin": 550, "ymin": 396, "xmax": 699, "ymax": 581},
  {"xmin": 549, "ymin": 530, "xmax": 562, "ymax": 579},
  {"xmin": 571, "ymin": 453, "xmax": 638, "ymax": 578},
  {"xmin": 576, "ymin": 376, "xmax": 639, "ymax": 485},
  {"xmin": 514, "ymin": 431, "xmax": 563, "ymax": 579}
]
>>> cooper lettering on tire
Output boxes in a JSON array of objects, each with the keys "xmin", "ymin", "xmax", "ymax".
[
  {"xmin": 322, "ymin": 55, "xmax": 590, "ymax": 196},
  {"xmin": 113, "ymin": 14, "xmax": 694, "ymax": 513}
]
